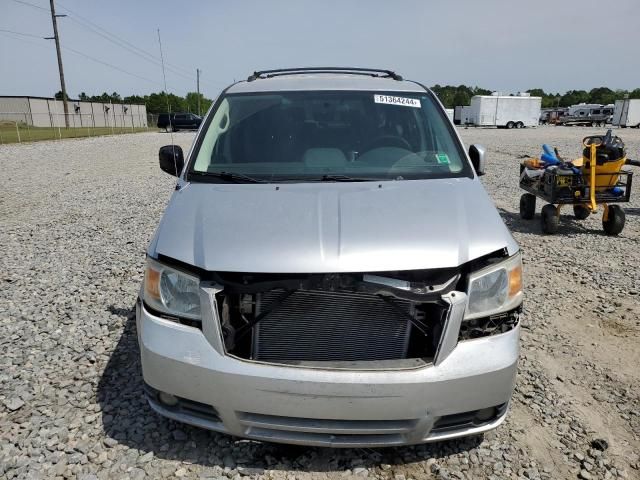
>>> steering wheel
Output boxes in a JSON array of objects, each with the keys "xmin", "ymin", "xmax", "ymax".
[{"xmin": 361, "ymin": 135, "xmax": 412, "ymax": 153}]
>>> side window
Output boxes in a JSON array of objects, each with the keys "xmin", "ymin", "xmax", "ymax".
[{"xmin": 592, "ymin": 109, "xmax": 601, "ymax": 115}]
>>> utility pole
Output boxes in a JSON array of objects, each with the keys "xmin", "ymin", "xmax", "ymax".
[
  {"xmin": 196, "ymin": 68, "xmax": 201, "ymax": 116},
  {"xmin": 47, "ymin": 0, "xmax": 69, "ymax": 128}
]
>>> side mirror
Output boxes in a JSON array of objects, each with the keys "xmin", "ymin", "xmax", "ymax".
[
  {"xmin": 159, "ymin": 145, "xmax": 184, "ymax": 176},
  {"xmin": 469, "ymin": 144, "xmax": 486, "ymax": 176}
]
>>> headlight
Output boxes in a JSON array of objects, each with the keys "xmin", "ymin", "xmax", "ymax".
[
  {"xmin": 465, "ymin": 252, "xmax": 522, "ymax": 320},
  {"xmin": 143, "ymin": 257, "xmax": 201, "ymax": 320}
]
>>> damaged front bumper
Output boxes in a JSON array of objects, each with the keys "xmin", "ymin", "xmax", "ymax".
[{"xmin": 136, "ymin": 283, "xmax": 520, "ymax": 447}]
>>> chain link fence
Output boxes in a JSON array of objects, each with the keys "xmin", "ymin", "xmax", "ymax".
[{"xmin": 0, "ymin": 97, "xmax": 160, "ymax": 144}]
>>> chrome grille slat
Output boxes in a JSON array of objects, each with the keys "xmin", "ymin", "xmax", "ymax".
[{"xmin": 253, "ymin": 289, "xmax": 412, "ymax": 362}]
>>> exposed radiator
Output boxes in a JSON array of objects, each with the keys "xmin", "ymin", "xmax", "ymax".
[{"xmin": 252, "ymin": 289, "xmax": 414, "ymax": 362}]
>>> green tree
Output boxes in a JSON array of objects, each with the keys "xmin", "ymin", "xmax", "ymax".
[
  {"xmin": 559, "ymin": 90, "xmax": 589, "ymax": 107},
  {"xmin": 123, "ymin": 94, "xmax": 145, "ymax": 104},
  {"xmin": 588, "ymin": 87, "xmax": 615, "ymax": 105},
  {"xmin": 185, "ymin": 92, "xmax": 213, "ymax": 115}
]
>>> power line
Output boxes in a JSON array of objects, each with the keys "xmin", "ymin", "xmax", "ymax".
[
  {"xmin": 55, "ymin": 0, "xmax": 204, "ymax": 82},
  {"xmin": 0, "ymin": 28, "xmax": 43, "ymax": 38},
  {"xmin": 59, "ymin": 13, "xmax": 197, "ymax": 81},
  {"xmin": 0, "ymin": 30, "xmax": 175, "ymax": 90},
  {"xmin": 10, "ymin": 0, "xmax": 49, "ymax": 12},
  {"xmin": 62, "ymin": 44, "xmax": 169, "ymax": 89},
  {"xmin": 53, "ymin": 0, "xmax": 228, "ymax": 89},
  {"xmin": 8, "ymin": 0, "xmax": 202, "ymax": 83},
  {"xmin": 7, "ymin": 0, "xmax": 229, "ymax": 91}
]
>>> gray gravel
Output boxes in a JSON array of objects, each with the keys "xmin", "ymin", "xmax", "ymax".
[{"xmin": 1, "ymin": 127, "xmax": 639, "ymax": 479}]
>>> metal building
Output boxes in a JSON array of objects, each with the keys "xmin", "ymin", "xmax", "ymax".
[{"xmin": 0, "ymin": 96, "xmax": 148, "ymax": 128}]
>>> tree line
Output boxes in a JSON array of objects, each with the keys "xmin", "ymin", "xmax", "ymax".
[
  {"xmin": 56, "ymin": 85, "xmax": 640, "ymax": 113},
  {"xmin": 55, "ymin": 90, "xmax": 213, "ymax": 115}
]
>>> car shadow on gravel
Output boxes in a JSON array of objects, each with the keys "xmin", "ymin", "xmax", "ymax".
[
  {"xmin": 498, "ymin": 207, "xmax": 608, "ymax": 236},
  {"xmin": 98, "ymin": 305, "xmax": 484, "ymax": 474}
]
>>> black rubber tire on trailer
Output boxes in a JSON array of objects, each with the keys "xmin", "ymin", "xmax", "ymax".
[
  {"xmin": 602, "ymin": 205, "xmax": 625, "ymax": 235},
  {"xmin": 573, "ymin": 205, "xmax": 591, "ymax": 220},
  {"xmin": 506, "ymin": 121, "xmax": 515, "ymax": 129},
  {"xmin": 541, "ymin": 204, "xmax": 559, "ymax": 234},
  {"xmin": 516, "ymin": 121, "xmax": 524, "ymax": 129},
  {"xmin": 591, "ymin": 121, "xmax": 597, "ymax": 127},
  {"xmin": 520, "ymin": 193, "xmax": 536, "ymax": 219}
]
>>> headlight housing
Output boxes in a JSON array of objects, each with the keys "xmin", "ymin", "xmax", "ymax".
[
  {"xmin": 143, "ymin": 257, "xmax": 201, "ymax": 320},
  {"xmin": 465, "ymin": 252, "xmax": 522, "ymax": 320}
]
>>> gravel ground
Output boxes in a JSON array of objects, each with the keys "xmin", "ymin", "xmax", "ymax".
[{"xmin": 1, "ymin": 127, "xmax": 639, "ymax": 480}]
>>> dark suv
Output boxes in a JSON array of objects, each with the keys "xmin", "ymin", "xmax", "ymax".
[{"xmin": 157, "ymin": 113, "xmax": 202, "ymax": 131}]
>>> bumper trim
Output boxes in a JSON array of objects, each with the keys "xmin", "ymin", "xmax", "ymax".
[{"xmin": 237, "ymin": 411, "xmax": 419, "ymax": 435}]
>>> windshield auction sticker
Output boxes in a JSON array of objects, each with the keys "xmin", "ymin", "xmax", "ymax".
[{"xmin": 374, "ymin": 94, "xmax": 421, "ymax": 108}]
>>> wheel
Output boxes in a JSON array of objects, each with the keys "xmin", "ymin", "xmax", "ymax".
[
  {"xmin": 516, "ymin": 121, "xmax": 524, "ymax": 129},
  {"xmin": 599, "ymin": 122, "xmax": 605, "ymax": 127},
  {"xmin": 519, "ymin": 193, "xmax": 536, "ymax": 219},
  {"xmin": 506, "ymin": 121, "xmax": 515, "ymax": 129},
  {"xmin": 573, "ymin": 204, "xmax": 590, "ymax": 220},
  {"xmin": 591, "ymin": 121, "xmax": 597, "ymax": 127},
  {"xmin": 602, "ymin": 205, "xmax": 625, "ymax": 235},
  {"xmin": 541, "ymin": 204, "xmax": 559, "ymax": 234}
]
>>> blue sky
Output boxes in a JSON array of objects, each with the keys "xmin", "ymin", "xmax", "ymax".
[{"xmin": 1, "ymin": 0, "xmax": 639, "ymax": 98}]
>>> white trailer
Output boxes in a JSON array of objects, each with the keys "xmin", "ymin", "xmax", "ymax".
[
  {"xmin": 468, "ymin": 93, "xmax": 541, "ymax": 128},
  {"xmin": 454, "ymin": 106, "xmax": 462, "ymax": 124},
  {"xmin": 613, "ymin": 99, "xmax": 640, "ymax": 128},
  {"xmin": 445, "ymin": 108, "xmax": 454, "ymax": 123},
  {"xmin": 460, "ymin": 106, "xmax": 473, "ymax": 125}
]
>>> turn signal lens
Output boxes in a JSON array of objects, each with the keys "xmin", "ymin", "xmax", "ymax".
[
  {"xmin": 508, "ymin": 264, "xmax": 522, "ymax": 298},
  {"xmin": 144, "ymin": 265, "xmax": 161, "ymax": 300}
]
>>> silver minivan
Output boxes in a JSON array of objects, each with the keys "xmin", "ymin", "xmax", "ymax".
[{"xmin": 138, "ymin": 68, "xmax": 523, "ymax": 447}]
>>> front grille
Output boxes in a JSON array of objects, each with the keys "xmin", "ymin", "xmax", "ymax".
[{"xmin": 252, "ymin": 289, "xmax": 414, "ymax": 362}]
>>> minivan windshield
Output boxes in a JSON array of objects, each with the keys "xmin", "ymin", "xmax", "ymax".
[{"xmin": 190, "ymin": 90, "xmax": 471, "ymax": 182}]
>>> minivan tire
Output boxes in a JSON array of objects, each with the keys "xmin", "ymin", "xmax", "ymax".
[
  {"xmin": 519, "ymin": 193, "xmax": 536, "ymax": 219},
  {"xmin": 541, "ymin": 204, "xmax": 559, "ymax": 234},
  {"xmin": 602, "ymin": 205, "xmax": 625, "ymax": 235}
]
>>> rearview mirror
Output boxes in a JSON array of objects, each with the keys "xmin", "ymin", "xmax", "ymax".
[
  {"xmin": 469, "ymin": 144, "xmax": 486, "ymax": 176},
  {"xmin": 159, "ymin": 145, "xmax": 184, "ymax": 177}
]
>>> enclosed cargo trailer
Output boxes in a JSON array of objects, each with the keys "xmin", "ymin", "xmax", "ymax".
[
  {"xmin": 454, "ymin": 106, "xmax": 462, "ymax": 125},
  {"xmin": 613, "ymin": 99, "xmax": 640, "ymax": 128},
  {"xmin": 445, "ymin": 108, "xmax": 454, "ymax": 123},
  {"xmin": 468, "ymin": 93, "xmax": 541, "ymax": 128}
]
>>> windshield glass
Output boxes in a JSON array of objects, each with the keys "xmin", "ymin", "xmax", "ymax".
[{"xmin": 190, "ymin": 90, "xmax": 470, "ymax": 181}]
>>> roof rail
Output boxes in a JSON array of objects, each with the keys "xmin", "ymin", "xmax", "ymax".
[{"xmin": 247, "ymin": 67, "xmax": 403, "ymax": 82}]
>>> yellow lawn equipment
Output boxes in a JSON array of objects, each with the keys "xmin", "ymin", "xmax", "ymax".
[{"xmin": 518, "ymin": 130, "xmax": 637, "ymax": 235}]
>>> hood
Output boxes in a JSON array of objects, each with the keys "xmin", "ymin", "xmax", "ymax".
[{"xmin": 151, "ymin": 178, "xmax": 518, "ymax": 273}]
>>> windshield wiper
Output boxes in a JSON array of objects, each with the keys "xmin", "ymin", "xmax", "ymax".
[
  {"xmin": 191, "ymin": 171, "xmax": 266, "ymax": 183},
  {"xmin": 320, "ymin": 174, "xmax": 374, "ymax": 182}
]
